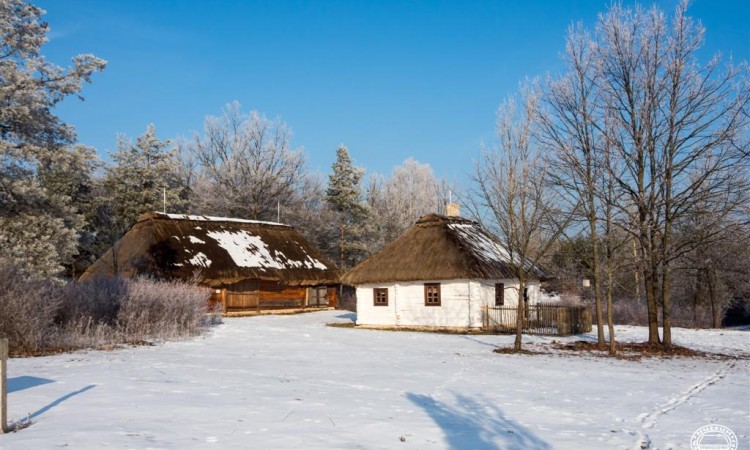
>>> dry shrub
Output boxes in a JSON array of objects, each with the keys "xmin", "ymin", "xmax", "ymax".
[
  {"xmin": 60, "ymin": 277, "xmax": 127, "ymax": 325},
  {"xmin": 606, "ymin": 300, "xmax": 647, "ymax": 326},
  {"xmin": 601, "ymin": 299, "xmax": 716, "ymax": 328},
  {"xmin": 117, "ymin": 277, "xmax": 211, "ymax": 341},
  {"xmin": 338, "ymin": 285, "xmax": 357, "ymax": 312},
  {"xmin": 0, "ymin": 265, "xmax": 62, "ymax": 354},
  {"xmin": 0, "ymin": 267, "xmax": 214, "ymax": 355}
]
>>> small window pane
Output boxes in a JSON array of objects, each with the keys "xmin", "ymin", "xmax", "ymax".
[
  {"xmin": 373, "ymin": 288, "xmax": 388, "ymax": 306},
  {"xmin": 424, "ymin": 283, "xmax": 441, "ymax": 306},
  {"xmin": 495, "ymin": 283, "xmax": 505, "ymax": 306}
]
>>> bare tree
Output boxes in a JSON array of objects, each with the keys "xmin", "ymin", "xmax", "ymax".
[
  {"xmin": 537, "ymin": 23, "xmax": 607, "ymax": 346},
  {"xmin": 189, "ymin": 102, "xmax": 306, "ymax": 221},
  {"xmin": 470, "ymin": 90, "xmax": 575, "ymax": 351},
  {"xmin": 596, "ymin": 1, "xmax": 749, "ymax": 345}
]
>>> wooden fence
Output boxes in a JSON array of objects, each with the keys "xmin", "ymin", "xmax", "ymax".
[
  {"xmin": 481, "ymin": 304, "xmax": 592, "ymax": 336},
  {"xmin": 213, "ymin": 286, "xmax": 335, "ymax": 312}
]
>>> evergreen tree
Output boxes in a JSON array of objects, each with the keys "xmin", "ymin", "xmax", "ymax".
[
  {"xmin": 0, "ymin": 0, "xmax": 105, "ymax": 278},
  {"xmin": 37, "ymin": 145, "xmax": 101, "ymax": 277},
  {"xmin": 326, "ymin": 145, "xmax": 368, "ymax": 269},
  {"xmin": 104, "ymin": 125, "xmax": 185, "ymax": 234}
]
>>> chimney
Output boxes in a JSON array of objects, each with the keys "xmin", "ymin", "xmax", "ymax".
[{"xmin": 445, "ymin": 202, "xmax": 460, "ymax": 217}]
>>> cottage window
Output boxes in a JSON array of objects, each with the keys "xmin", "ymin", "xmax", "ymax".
[
  {"xmin": 495, "ymin": 283, "xmax": 505, "ymax": 306},
  {"xmin": 424, "ymin": 283, "xmax": 441, "ymax": 306},
  {"xmin": 373, "ymin": 288, "xmax": 388, "ymax": 306}
]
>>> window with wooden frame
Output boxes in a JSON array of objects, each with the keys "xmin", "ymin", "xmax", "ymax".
[
  {"xmin": 495, "ymin": 283, "xmax": 505, "ymax": 306},
  {"xmin": 373, "ymin": 288, "xmax": 388, "ymax": 306},
  {"xmin": 424, "ymin": 283, "xmax": 441, "ymax": 306}
]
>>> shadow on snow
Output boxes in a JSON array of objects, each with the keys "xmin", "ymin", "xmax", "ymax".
[
  {"xmin": 7, "ymin": 376, "xmax": 55, "ymax": 394},
  {"xmin": 30, "ymin": 385, "xmax": 97, "ymax": 419},
  {"xmin": 335, "ymin": 312, "xmax": 356, "ymax": 322},
  {"xmin": 406, "ymin": 392, "xmax": 551, "ymax": 450}
]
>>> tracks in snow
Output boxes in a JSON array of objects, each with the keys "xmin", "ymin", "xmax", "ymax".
[
  {"xmin": 637, "ymin": 360, "xmax": 736, "ymax": 429},
  {"xmin": 630, "ymin": 360, "xmax": 737, "ymax": 449}
]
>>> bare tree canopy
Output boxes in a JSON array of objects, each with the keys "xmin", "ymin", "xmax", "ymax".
[
  {"xmin": 188, "ymin": 102, "xmax": 306, "ymax": 221},
  {"xmin": 470, "ymin": 90, "xmax": 576, "ymax": 351}
]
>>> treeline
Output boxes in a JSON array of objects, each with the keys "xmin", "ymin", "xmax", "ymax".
[
  {"xmin": 0, "ymin": 2, "xmax": 452, "ymax": 281},
  {"xmin": 467, "ymin": 0, "xmax": 749, "ymax": 351},
  {"xmin": 4, "ymin": 104, "xmax": 453, "ymax": 280}
]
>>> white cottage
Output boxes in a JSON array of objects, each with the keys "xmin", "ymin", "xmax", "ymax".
[{"xmin": 342, "ymin": 213, "xmax": 546, "ymax": 329}]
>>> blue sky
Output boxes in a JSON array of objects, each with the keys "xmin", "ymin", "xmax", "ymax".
[{"xmin": 37, "ymin": 0, "xmax": 749, "ymax": 184}]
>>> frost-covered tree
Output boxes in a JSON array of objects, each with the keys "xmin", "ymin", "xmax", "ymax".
[
  {"xmin": 283, "ymin": 172, "xmax": 342, "ymax": 263},
  {"xmin": 0, "ymin": 0, "xmax": 105, "ymax": 278},
  {"xmin": 326, "ymin": 145, "xmax": 368, "ymax": 269},
  {"xmin": 470, "ymin": 91, "xmax": 575, "ymax": 352},
  {"xmin": 37, "ymin": 144, "xmax": 102, "ymax": 277},
  {"xmin": 104, "ymin": 125, "xmax": 185, "ymax": 234},
  {"xmin": 594, "ymin": 1, "xmax": 749, "ymax": 345},
  {"xmin": 368, "ymin": 158, "xmax": 451, "ymax": 246},
  {"xmin": 188, "ymin": 102, "xmax": 306, "ymax": 221}
]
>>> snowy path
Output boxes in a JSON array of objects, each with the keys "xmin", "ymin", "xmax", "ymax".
[{"xmin": 1, "ymin": 311, "xmax": 747, "ymax": 449}]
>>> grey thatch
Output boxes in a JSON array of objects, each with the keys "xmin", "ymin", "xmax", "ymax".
[
  {"xmin": 80, "ymin": 212, "xmax": 340, "ymax": 286},
  {"xmin": 342, "ymin": 214, "xmax": 545, "ymax": 285}
]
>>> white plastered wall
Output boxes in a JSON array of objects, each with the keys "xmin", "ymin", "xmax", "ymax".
[{"xmin": 356, "ymin": 279, "xmax": 540, "ymax": 328}]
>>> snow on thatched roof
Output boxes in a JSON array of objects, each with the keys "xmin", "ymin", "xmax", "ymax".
[
  {"xmin": 342, "ymin": 214, "xmax": 545, "ymax": 285},
  {"xmin": 80, "ymin": 212, "xmax": 339, "ymax": 286},
  {"xmin": 162, "ymin": 213, "xmax": 284, "ymax": 226}
]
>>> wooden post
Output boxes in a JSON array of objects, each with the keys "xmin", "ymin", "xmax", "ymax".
[
  {"xmin": 1, "ymin": 338, "xmax": 8, "ymax": 433},
  {"xmin": 220, "ymin": 288, "xmax": 227, "ymax": 314}
]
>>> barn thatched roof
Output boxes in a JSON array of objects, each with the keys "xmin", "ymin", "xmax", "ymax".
[
  {"xmin": 80, "ymin": 212, "xmax": 339, "ymax": 286},
  {"xmin": 342, "ymin": 214, "xmax": 546, "ymax": 285}
]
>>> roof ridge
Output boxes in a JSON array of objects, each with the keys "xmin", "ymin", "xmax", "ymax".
[
  {"xmin": 415, "ymin": 213, "xmax": 476, "ymax": 225},
  {"xmin": 141, "ymin": 211, "xmax": 291, "ymax": 227}
]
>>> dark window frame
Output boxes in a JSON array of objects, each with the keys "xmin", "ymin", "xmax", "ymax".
[
  {"xmin": 373, "ymin": 288, "xmax": 388, "ymax": 306},
  {"xmin": 424, "ymin": 283, "xmax": 441, "ymax": 306},
  {"xmin": 495, "ymin": 283, "xmax": 505, "ymax": 306}
]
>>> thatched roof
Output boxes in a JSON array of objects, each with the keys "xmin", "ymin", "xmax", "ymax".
[
  {"xmin": 342, "ymin": 214, "xmax": 545, "ymax": 285},
  {"xmin": 80, "ymin": 212, "xmax": 339, "ymax": 286}
]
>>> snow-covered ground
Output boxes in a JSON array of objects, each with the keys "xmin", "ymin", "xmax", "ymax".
[{"xmin": 2, "ymin": 311, "xmax": 748, "ymax": 450}]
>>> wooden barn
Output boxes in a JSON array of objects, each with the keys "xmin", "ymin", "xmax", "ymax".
[
  {"xmin": 342, "ymin": 213, "xmax": 546, "ymax": 329},
  {"xmin": 80, "ymin": 212, "xmax": 340, "ymax": 312}
]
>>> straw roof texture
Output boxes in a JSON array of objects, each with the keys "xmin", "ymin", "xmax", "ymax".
[
  {"xmin": 342, "ymin": 214, "xmax": 545, "ymax": 285},
  {"xmin": 80, "ymin": 212, "xmax": 339, "ymax": 286}
]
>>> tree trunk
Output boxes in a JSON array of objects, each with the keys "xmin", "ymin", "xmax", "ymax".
[
  {"xmin": 661, "ymin": 265, "xmax": 672, "ymax": 347},
  {"xmin": 606, "ymin": 264, "xmax": 616, "ymax": 356},
  {"xmin": 604, "ymin": 195, "xmax": 616, "ymax": 356},
  {"xmin": 707, "ymin": 266, "xmax": 720, "ymax": 328},
  {"xmin": 693, "ymin": 270, "xmax": 701, "ymax": 327},
  {"xmin": 641, "ymin": 230, "xmax": 660, "ymax": 344},
  {"xmin": 632, "ymin": 238, "xmax": 640, "ymax": 303},
  {"xmin": 513, "ymin": 278, "xmax": 526, "ymax": 352},
  {"xmin": 588, "ymin": 209, "xmax": 604, "ymax": 347}
]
